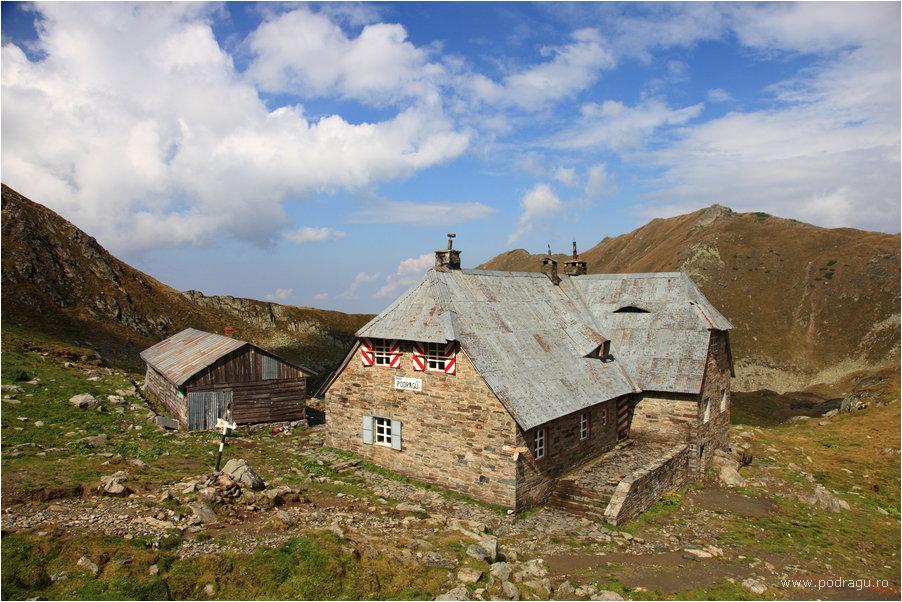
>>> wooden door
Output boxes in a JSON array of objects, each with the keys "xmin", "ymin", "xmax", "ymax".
[{"xmin": 187, "ymin": 390, "xmax": 232, "ymax": 430}]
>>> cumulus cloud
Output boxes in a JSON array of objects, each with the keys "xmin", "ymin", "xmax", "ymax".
[
  {"xmin": 706, "ymin": 88, "xmax": 733, "ymax": 103},
  {"xmin": 266, "ymin": 288, "xmax": 294, "ymax": 301},
  {"xmin": 375, "ymin": 253, "xmax": 434, "ymax": 298},
  {"xmin": 0, "ymin": 3, "xmax": 468, "ymax": 255},
  {"xmin": 337, "ymin": 271, "xmax": 381, "ymax": 300},
  {"xmin": 463, "ymin": 29, "xmax": 614, "ymax": 111},
  {"xmin": 585, "ymin": 163, "xmax": 608, "ymax": 198},
  {"xmin": 546, "ymin": 98, "xmax": 704, "ymax": 150},
  {"xmin": 313, "ymin": 292, "xmax": 330, "ymax": 301},
  {"xmin": 349, "ymin": 198, "xmax": 495, "ymax": 225},
  {"xmin": 284, "ymin": 227, "xmax": 346, "ymax": 244},
  {"xmin": 507, "ymin": 183, "xmax": 563, "ymax": 244},
  {"xmin": 553, "ymin": 166, "xmax": 578, "ymax": 187},
  {"xmin": 246, "ymin": 7, "xmax": 444, "ymax": 106}
]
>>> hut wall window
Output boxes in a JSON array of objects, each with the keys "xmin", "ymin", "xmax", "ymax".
[
  {"xmin": 702, "ymin": 396, "xmax": 711, "ymax": 423},
  {"xmin": 580, "ymin": 412, "xmax": 590, "ymax": 440},
  {"xmin": 373, "ymin": 339, "xmax": 393, "ymax": 366},
  {"xmin": 425, "ymin": 343, "xmax": 448, "ymax": 371},
  {"xmin": 720, "ymin": 387, "xmax": 727, "ymax": 411},
  {"xmin": 534, "ymin": 427, "xmax": 547, "ymax": 459}
]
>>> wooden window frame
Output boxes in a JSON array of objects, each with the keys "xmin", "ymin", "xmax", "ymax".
[
  {"xmin": 373, "ymin": 339, "xmax": 394, "ymax": 366},
  {"xmin": 373, "ymin": 416, "xmax": 393, "ymax": 447},
  {"xmin": 534, "ymin": 427, "xmax": 547, "ymax": 460},
  {"xmin": 580, "ymin": 412, "xmax": 590, "ymax": 441},
  {"xmin": 425, "ymin": 342, "xmax": 448, "ymax": 372},
  {"xmin": 601, "ymin": 405, "xmax": 608, "ymax": 426}
]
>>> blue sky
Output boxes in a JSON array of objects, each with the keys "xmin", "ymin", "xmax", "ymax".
[{"xmin": 2, "ymin": 2, "xmax": 899, "ymax": 313}]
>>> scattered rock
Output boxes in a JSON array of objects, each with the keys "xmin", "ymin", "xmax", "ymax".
[
  {"xmin": 272, "ymin": 509, "xmax": 295, "ymax": 527},
  {"xmin": 591, "ymin": 592, "xmax": 624, "ymax": 601},
  {"xmin": 742, "ymin": 577, "xmax": 767, "ymax": 595},
  {"xmin": 221, "ymin": 458, "xmax": 265, "ymax": 490},
  {"xmin": 806, "ymin": 485, "xmax": 850, "ymax": 512},
  {"xmin": 490, "ymin": 561, "xmax": 512, "ymax": 581},
  {"xmin": 155, "ymin": 416, "xmax": 179, "ymax": 430},
  {"xmin": 131, "ymin": 458, "xmax": 147, "ymax": 469},
  {"xmin": 436, "ymin": 585, "xmax": 469, "ymax": 601},
  {"xmin": 822, "ymin": 409, "xmax": 839, "ymax": 417},
  {"xmin": 188, "ymin": 501, "xmax": 219, "ymax": 524},
  {"xmin": 785, "ymin": 415, "xmax": 811, "ymax": 423},
  {"xmin": 76, "ymin": 556, "xmax": 99, "ymax": 576},
  {"xmin": 466, "ymin": 543, "xmax": 491, "ymax": 562},
  {"xmin": 458, "ymin": 567, "xmax": 483, "ymax": 584},
  {"xmin": 1, "ymin": 384, "xmax": 23, "ymax": 394},
  {"xmin": 69, "ymin": 394, "xmax": 99, "ymax": 410},
  {"xmin": 33, "ymin": 420, "xmax": 44, "ymax": 428},
  {"xmin": 80, "ymin": 433, "xmax": 108, "ymax": 446},
  {"xmin": 718, "ymin": 465, "xmax": 747, "ymax": 487},
  {"xmin": 261, "ymin": 485, "xmax": 293, "ymax": 507},
  {"xmin": 329, "ymin": 523, "xmax": 345, "ymax": 539},
  {"xmin": 145, "ymin": 516, "xmax": 176, "ymax": 530},
  {"xmin": 148, "ymin": 564, "xmax": 159, "ymax": 576},
  {"xmin": 396, "ymin": 502, "xmax": 426, "ymax": 513},
  {"xmin": 683, "ymin": 548, "xmax": 713, "ymax": 560},
  {"xmin": 478, "ymin": 537, "xmax": 498, "ymax": 562},
  {"xmin": 575, "ymin": 585, "xmax": 596, "ymax": 597},
  {"xmin": 554, "ymin": 580, "xmax": 575, "ymax": 600},
  {"xmin": 107, "ymin": 395, "xmax": 125, "ymax": 405},
  {"xmin": 203, "ymin": 583, "xmax": 215, "ymax": 596}
]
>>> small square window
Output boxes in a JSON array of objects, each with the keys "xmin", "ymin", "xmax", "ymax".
[
  {"xmin": 580, "ymin": 412, "xmax": 590, "ymax": 440},
  {"xmin": 425, "ymin": 343, "xmax": 448, "ymax": 371},
  {"xmin": 374, "ymin": 416, "xmax": 393, "ymax": 446},
  {"xmin": 534, "ymin": 428, "xmax": 546, "ymax": 459},
  {"xmin": 373, "ymin": 340, "xmax": 394, "ymax": 366}
]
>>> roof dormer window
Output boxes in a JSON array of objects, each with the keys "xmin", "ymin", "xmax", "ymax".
[{"xmin": 614, "ymin": 306, "xmax": 650, "ymax": 313}]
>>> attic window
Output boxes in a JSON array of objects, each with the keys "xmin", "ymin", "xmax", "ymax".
[{"xmin": 614, "ymin": 306, "xmax": 650, "ymax": 313}]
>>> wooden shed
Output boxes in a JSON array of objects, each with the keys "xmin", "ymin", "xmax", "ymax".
[{"xmin": 140, "ymin": 328, "xmax": 315, "ymax": 430}]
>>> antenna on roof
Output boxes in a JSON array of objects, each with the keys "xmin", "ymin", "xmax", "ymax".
[
  {"xmin": 572, "ymin": 239, "xmax": 579, "ymax": 260},
  {"xmin": 448, "ymin": 233, "xmax": 456, "ymax": 250},
  {"xmin": 547, "ymin": 243, "xmax": 552, "ymax": 257}
]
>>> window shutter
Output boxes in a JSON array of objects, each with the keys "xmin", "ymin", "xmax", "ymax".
[
  {"xmin": 411, "ymin": 342, "xmax": 426, "ymax": 371},
  {"xmin": 390, "ymin": 419, "xmax": 402, "ymax": 450},
  {"xmin": 360, "ymin": 339, "xmax": 375, "ymax": 367},
  {"xmin": 362, "ymin": 415, "xmax": 373, "ymax": 444},
  {"xmin": 389, "ymin": 339, "xmax": 401, "ymax": 368},
  {"xmin": 443, "ymin": 342, "xmax": 457, "ymax": 374}
]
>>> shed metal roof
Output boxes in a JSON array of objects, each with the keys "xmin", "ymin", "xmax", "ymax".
[
  {"xmin": 347, "ymin": 268, "xmax": 731, "ymax": 430},
  {"xmin": 140, "ymin": 328, "xmax": 248, "ymax": 386}
]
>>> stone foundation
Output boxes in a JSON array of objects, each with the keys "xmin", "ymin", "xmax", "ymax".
[{"xmin": 603, "ymin": 444, "xmax": 690, "ymax": 525}]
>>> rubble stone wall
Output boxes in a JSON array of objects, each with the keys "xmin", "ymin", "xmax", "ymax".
[{"xmin": 603, "ymin": 444, "xmax": 690, "ymax": 525}]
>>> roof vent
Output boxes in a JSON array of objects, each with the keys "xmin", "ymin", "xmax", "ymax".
[
  {"xmin": 564, "ymin": 240, "xmax": 587, "ymax": 276},
  {"xmin": 434, "ymin": 233, "xmax": 461, "ymax": 271}
]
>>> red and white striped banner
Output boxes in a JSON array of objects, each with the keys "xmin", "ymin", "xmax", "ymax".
[
  {"xmin": 443, "ymin": 342, "xmax": 457, "ymax": 374},
  {"xmin": 360, "ymin": 338, "xmax": 375, "ymax": 367},
  {"xmin": 389, "ymin": 339, "xmax": 401, "ymax": 368},
  {"xmin": 411, "ymin": 342, "xmax": 426, "ymax": 371}
]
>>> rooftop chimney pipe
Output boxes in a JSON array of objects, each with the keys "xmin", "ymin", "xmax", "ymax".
[
  {"xmin": 435, "ymin": 233, "xmax": 462, "ymax": 271},
  {"xmin": 564, "ymin": 240, "xmax": 588, "ymax": 276},
  {"xmin": 542, "ymin": 245, "xmax": 560, "ymax": 285}
]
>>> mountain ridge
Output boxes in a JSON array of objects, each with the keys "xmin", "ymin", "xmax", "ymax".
[{"xmin": 480, "ymin": 204, "xmax": 900, "ymax": 391}]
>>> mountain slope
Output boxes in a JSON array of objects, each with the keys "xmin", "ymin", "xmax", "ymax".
[
  {"xmin": 481, "ymin": 205, "xmax": 900, "ymax": 391},
  {"xmin": 1, "ymin": 184, "xmax": 371, "ymax": 384}
]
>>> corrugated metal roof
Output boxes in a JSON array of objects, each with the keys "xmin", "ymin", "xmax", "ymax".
[
  {"xmin": 140, "ymin": 328, "xmax": 248, "ymax": 386},
  {"xmin": 350, "ymin": 268, "xmax": 731, "ymax": 430}
]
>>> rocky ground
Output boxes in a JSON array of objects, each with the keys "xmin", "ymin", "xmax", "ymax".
[{"xmin": 2, "ymin": 342, "xmax": 900, "ymax": 600}]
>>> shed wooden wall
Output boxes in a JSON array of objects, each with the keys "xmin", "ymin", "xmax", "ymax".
[
  {"xmin": 185, "ymin": 346, "xmax": 308, "ymax": 426},
  {"xmin": 145, "ymin": 365, "xmax": 186, "ymax": 426}
]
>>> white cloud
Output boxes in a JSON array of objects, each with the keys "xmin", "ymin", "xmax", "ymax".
[
  {"xmin": 585, "ymin": 163, "xmax": 608, "ymax": 198},
  {"xmin": 463, "ymin": 29, "xmax": 614, "ymax": 111},
  {"xmin": 644, "ymin": 3, "xmax": 900, "ymax": 232},
  {"xmin": 313, "ymin": 292, "xmax": 330, "ymax": 301},
  {"xmin": 375, "ymin": 253, "xmax": 433, "ymax": 298},
  {"xmin": 266, "ymin": 288, "xmax": 294, "ymax": 301},
  {"xmin": 0, "ymin": 3, "xmax": 469, "ymax": 255},
  {"xmin": 246, "ymin": 7, "xmax": 444, "ymax": 106},
  {"xmin": 546, "ymin": 99, "xmax": 704, "ymax": 150},
  {"xmin": 284, "ymin": 227, "xmax": 347, "ymax": 244},
  {"xmin": 507, "ymin": 183, "xmax": 563, "ymax": 244},
  {"xmin": 553, "ymin": 166, "xmax": 578, "ymax": 187},
  {"xmin": 349, "ymin": 198, "xmax": 495, "ymax": 225},
  {"xmin": 706, "ymin": 88, "xmax": 733, "ymax": 103},
  {"xmin": 337, "ymin": 271, "xmax": 381, "ymax": 300}
]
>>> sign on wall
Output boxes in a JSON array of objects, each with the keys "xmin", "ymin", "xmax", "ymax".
[{"xmin": 394, "ymin": 375, "xmax": 423, "ymax": 392}]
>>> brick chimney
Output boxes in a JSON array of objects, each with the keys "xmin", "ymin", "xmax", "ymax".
[
  {"xmin": 435, "ymin": 233, "xmax": 462, "ymax": 271},
  {"xmin": 224, "ymin": 326, "xmax": 234, "ymax": 337},
  {"xmin": 542, "ymin": 244, "xmax": 560, "ymax": 285},
  {"xmin": 564, "ymin": 240, "xmax": 587, "ymax": 276}
]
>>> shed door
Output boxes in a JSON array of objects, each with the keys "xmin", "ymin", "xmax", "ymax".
[{"xmin": 187, "ymin": 390, "xmax": 232, "ymax": 431}]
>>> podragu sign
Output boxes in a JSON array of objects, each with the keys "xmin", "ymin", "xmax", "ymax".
[{"xmin": 393, "ymin": 375, "xmax": 422, "ymax": 392}]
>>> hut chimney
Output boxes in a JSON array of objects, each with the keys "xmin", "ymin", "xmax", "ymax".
[
  {"xmin": 542, "ymin": 244, "xmax": 560, "ymax": 285},
  {"xmin": 434, "ymin": 233, "xmax": 462, "ymax": 271},
  {"xmin": 224, "ymin": 326, "xmax": 235, "ymax": 337},
  {"xmin": 564, "ymin": 240, "xmax": 588, "ymax": 276}
]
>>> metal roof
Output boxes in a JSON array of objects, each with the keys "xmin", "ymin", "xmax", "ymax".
[
  {"xmin": 349, "ymin": 268, "xmax": 731, "ymax": 430},
  {"xmin": 140, "ymin": 328, "xmax": 249, "ymax": 386}
]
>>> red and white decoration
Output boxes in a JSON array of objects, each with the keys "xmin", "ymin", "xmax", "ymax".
[
  {"xmin": 411, "ymin": 342, "xmax": 426, "ymax": 371},
  {"xmin": 360, "ymin": 338, "xmax": 375, "ymax": 367},
  {"xmin": 442, "ymin": 342, "xmax": 457, "ymax": 374},
  {"xmin": 388, "ymin": 340, "xmax": 402, "ymax": 368}
]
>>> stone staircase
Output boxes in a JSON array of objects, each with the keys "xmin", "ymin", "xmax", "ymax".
[{"xmin": 547, "ymin": 438, "xmax": 676, "ymax": 522}]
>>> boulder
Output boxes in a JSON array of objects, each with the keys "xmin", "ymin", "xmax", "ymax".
[
  {"xmin": 396, "ymin": 502, "xmax": 426, "ymax": 513},
  {"xmin": 69, "ymin": 394, "xmax": 99, "ymax": 409},
  {"xmin": 272, "ymin": 509, "xmax": 295, "ymax": 528},
  {"xmin": 457, "ymin": 567, "xmax": 483, "ymax": 584},
  {"xmin": 155, "ymin": 416, "xmax": 179, "ymax": 430},
  {"xmin": 501, "ymin": 580, "xmax": 521, "ymax": 601},
  {"xmin": 466, "ymin": 543, "xmax": 490, "ymax": 562},
  {"xmin": 221, "ymin": 459, "xmax": 265, "ymax": 490},
  {"xmin": 478, "ymin": 537, "xmax": 498, "ymax": 562},
  {"xmin": 554, "ymin": 580, "xmax": 576, "ymax": 600},
  {"xmin": 490, "ymin": 561, "xmax": 512, "ymax": 581},
  {"xmin": 806, "ymin": 485, "xmax": 850, "ymax": 512},
  {"xmin": 422, "ymin": 551, "xmax": 458, "ymax": 569},
  {"xmin": 785, "ymin": 415, "xmax": 811, "ymax": 423},
  {"xmin": 107, "ymin": 395, "xmax": 125, "ymax": 405},
  {"xmin": 261, "ymin": 485, "xmax": 293, "ymax": 507},
  {"xmin": 435, "ymin": 585, "xmax": 469, "ymax": 601},
  {"xmin": 76, "ymin": 556, "xmax": 99, "ymax": 576},
  {"xmin": 683, "ymin": 548, "xmax": 713, "ymax": 560},
  {"xmin": 741, "ymin": 577, "xmax": 767, "ymax": 595},
  {"xmin": 188, "ymin": 501, "xmax": 219, "ymax": 524},
  {"xmin": 591, "ymin": 592, "xmax": 624, "ymax": 601},
  {"xmin": 1, "ymin": 384, "xmax": 23, "ymax": 394},
  {"xmin": 99, "ymin": 471, "xmax": 130, "ymax": 495},
  {"xmin": 718, "ymin": 465, "xmax": 747, "ymax": 488}
]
